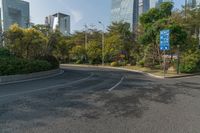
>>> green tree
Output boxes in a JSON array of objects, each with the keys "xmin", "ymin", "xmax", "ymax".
[
  {"xmin": 22, "ymin": 28, "xmax": 47, "ymax": 59},
  {"xmin": 139, "ymin": 2, "xmax": 187, "ymax": 67},
  {"xmin": 4, "ymin": 24, "xmax": 25, "ymax": 58},
  {"xmin": 106, "ymin": 22, "xmax": 135, "ymax": 63},
  {"xmin": 70, "ymin": 45, "xmax": 86, "ymax": 64},
  {"xmin": 87, "ymin": 41, "xmax": 102, "ymax": 64}
]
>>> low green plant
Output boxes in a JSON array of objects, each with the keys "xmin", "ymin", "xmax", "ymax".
[
  {"xmin": 180, "ymin": 51, "xmax": 200, "ymax": 73},
  {"xmin": 0, "ymin": 57, "xmax": 52, "ymax": 76},
  {"xmin": 0, "ymin": 48, "xmax": 11, "ymax": 57},
  {"xmin": 111, "ymin": 62, "xmax": 118, "ymax": 67}
]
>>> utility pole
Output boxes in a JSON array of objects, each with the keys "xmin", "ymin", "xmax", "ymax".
[
  {"xmin": 199, "ymin": 27, "xmax": 200, "ymax": 49},
  {"xmin": 185, "ymin": 0, "xmax": 188, "ymax": 17},
  {"xmin": 177, "ymin": 45, "xmax": 180, "ymax": 75},
  {"xmin": 84, "ymin": 24, "xmax": 88, "ymax": 50},
  {"xmin": 98, "ymin": 21, "xmax": 105, "ymax": 66}
]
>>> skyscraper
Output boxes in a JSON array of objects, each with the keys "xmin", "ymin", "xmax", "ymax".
[
  {"xmin": 111, "ymin": 0, "xmax": 174, "ymax": 31},
  {"xmin": 111, "ymin": 0, "xmax": 150, "ymax": 31},
  {"xmin": 155, "ymin": 0, "xmax": 172, "ymax": 7},
  {"xmin": 187, "ymin": 0, "xmax": 200, "ymax": 8},
  {"xmin": 45, "ymin": 13, "xmax": 70, "ymax": 36},
  {"xmin": 0, "ymin": 0, "xmax": 30, "ymax": 32}
]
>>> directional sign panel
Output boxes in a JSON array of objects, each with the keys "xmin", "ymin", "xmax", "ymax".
[{"xmin": 160, "ymin": 30, "xmax": 170, "ymax": 50}]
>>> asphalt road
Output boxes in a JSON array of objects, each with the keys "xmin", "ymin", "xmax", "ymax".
[{"xmin": 0, "ymin": 66, "xmax": 200, "ymax": 133}]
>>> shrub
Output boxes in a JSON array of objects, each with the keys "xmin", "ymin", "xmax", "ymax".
[
  {"xmin": 35, "ymin": 55, "xmax": 59, "ymax": 69},
  {"xmin": 137, "ymin": 60, "xmax": 145, "ymax": 67},
  {"xmin": 0, "ymin": 57, "xmax": 52, "ymax": 76},
  {"xmin": 76, "ymin": 60, "xmax": 82, "ymax": 64},
  {"xmin": 180, "ymin": 51, "xmax": 200, "ymax": 73},
  {"xmin": 0, "ymin": 48, "xmax": 11, "ymax": 57},
  {"xmin": 111, "ymin": 62, "xmax": 118, "ymax": 67}
]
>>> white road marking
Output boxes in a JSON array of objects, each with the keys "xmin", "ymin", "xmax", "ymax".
[
  {"xmin": 108, "ymin": 76, "xmax": 125, "ymax": 92},
  {"xmin": 0, "ymin": 70, "xmax": 65, "ymax": 85},
  {"xmin": 0, "ymin": 73, "xmax": 94, "ymax": 98}
]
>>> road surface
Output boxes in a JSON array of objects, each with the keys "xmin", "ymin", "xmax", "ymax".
[{"xmin": 0, "ymin": 66, "xmax": 200, "ymax": 133}]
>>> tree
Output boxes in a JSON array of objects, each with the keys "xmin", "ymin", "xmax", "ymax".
[
  {"xmin": 87, "ymin": 41, "xmax": 102, "ymax": 64},
  {"xmin": 5, "ymin": 24, "xmax": 48, "ymax": 59},
  {"xmin": 139, "ymin": 2, "xmax": 187, "ymax": 67},
  {"xmin": 106, "ymin": 22, "xmax": 135, "ymax": 63},
  {"xmin": 70, "ymin": 45, "xmax": 86, "ymax": 64},
  {"xmin": 23, "ymin": 28, "xmax": 47, "ymax": 59},
  {"xmin": 4, "ymin": 24, "xmax": 25, "ymax": 58}
]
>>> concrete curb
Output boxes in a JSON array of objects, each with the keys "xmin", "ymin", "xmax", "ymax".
[
  {"xmin": 61, "ymin": 64, "xmax": 200, "ymax": 79},
  {"xmin": 0, "ymin": 69, "xmax": 63, "ymax": 85},
  {"xmin": 61, "ymin": 64, "xmax": 164, "ymax": 79}
]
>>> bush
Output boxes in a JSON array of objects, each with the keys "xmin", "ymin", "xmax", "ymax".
[
  {"xmin": 76, "ymin": 60, "xmax": 83, "ymax": 64},
  {"xmin": 0, "ymin": 57, "xmax": 52, "ymax": 76},
  {"xmin": 0, "ymin": 48, "xmax": 11, "ymax": 57},
  {"xmin": 35, "ymin": 55, "xmax": 59, "ymax": 69},
  {"xmin": 180, "ymin": 51, "xmax": 200, "ymax": 73},
  {"xmin": 111, "ymin": 62, "xmax": 118, "ymax": 67},
  {"xmin": 137, "ymin": 60, "xmax": 145, "ymax": 67}
]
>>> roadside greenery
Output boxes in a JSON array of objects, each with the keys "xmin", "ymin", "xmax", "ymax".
[{"xmin": 1, "ymin": 2, "xmax": 200, "ymax": 74}]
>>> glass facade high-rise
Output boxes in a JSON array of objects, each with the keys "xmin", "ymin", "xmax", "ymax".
[
  {"xmin": 45, "ymin": 13, "xmax": 70, "ymax": 36},
  {"xmin": 187, "ymin": 0, "xmax": 200, "ymax": 8},
  {"xmin": 111, "ymin": 0, "xmax": 150, "ymax": 31},
  {"xmin": 111, "ymin": 0, "xmax": 134, "ymax": 30},
  {"xmin": 155, "ymin": 0, "xmax": 172, "ymax": 7},
  {"xmin": 111, "ymin": 0, "xmax": 173, "ymax": 31},
  {"xmin": 0, "ymin": 0, "xmax": 30, "ymax": 32}
]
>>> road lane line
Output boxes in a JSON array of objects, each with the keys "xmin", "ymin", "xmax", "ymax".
[
  {"xmin": 0, "ymin": 73, "xmax": 94, "ymax": 98},
  {"xmin": 0, "ymin": 70, "xmax": 65, "ymax": 85},
  {"xmin": 108, "ymin": 76, "xmax": 125, "ymax": 92}
]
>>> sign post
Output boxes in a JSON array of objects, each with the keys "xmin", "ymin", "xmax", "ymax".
[{"xmin": 160, "ymin": 30, "xmax": 170, "ymax": 78}]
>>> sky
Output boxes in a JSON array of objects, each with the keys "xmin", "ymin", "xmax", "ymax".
[{"xmin": 26, "ymin": 0, "xmax": 186, "ymax": 32}]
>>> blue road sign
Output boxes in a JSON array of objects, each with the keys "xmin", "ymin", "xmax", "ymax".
[{"xmin": 160, "ymin": 30, "xmax": 170, "ymax": 50}]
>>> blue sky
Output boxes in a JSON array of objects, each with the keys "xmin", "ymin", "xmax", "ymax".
[{"xmin": 26, "ymin": 0, "xmax": 185, "ymax": 32}]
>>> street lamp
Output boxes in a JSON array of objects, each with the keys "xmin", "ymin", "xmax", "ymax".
[
  {"xmin": 84, "ymin": 24, "xmax": 88, "ymax": 50},
  {"xmin": 98, "ymin": 21, "xmax": 105, "ymax": 66},
  {"xmin": 177, "ymin": 45, "xmax": 180, "ymax": 75}
]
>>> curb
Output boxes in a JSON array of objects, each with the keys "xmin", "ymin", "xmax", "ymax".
[
  {"xmin": 61, "ymin": 64, "xmax": 200, "ymax": 79},
  {"xmin": 0, "ymin": 69, "xmax": 63, "ymax": 85},
  {"xmin": 61, "ymin": 64, "xmax": 164, "ymax": 79}
]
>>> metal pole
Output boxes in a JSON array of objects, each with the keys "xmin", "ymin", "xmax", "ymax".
[
  {"xmin": 99, "ymin": 21, "xmax": 105, "ymax": 66},
  {"xmin": 84, "ymin": 25, "xmax": 88, "ymax": 50},
  {"xmin": 102, "ymin": 30, "xmax": 105, "ymax": 66},
  {"xmin": 177, "ymin": 45, "xmax": 180, "ymax": 75},
  {"xmin": 164, "ymin": 50, "xmax": 166, "ymax": 78},
  {"xmin": 185, "ymin": 0, "xmax": 187, "ymax": 17},
  {"xmin": 199, "ymin": 27, "xmax": 200, "ymax": 48}
]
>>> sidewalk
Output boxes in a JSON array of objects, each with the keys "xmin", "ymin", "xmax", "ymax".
[{"xmin": 61, "ymin": 64, "xmax": 200, "ymax": 79}]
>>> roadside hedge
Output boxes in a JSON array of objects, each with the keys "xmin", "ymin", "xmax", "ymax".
[
  {"xmin": 0, "ymin": 48, "xmax": 11, "ymax": 57},
  {"xmin": 0, "ymin": 57, "xmax": 52, "ymax": 76},
  {"xmin": 35, "ymin": 55, "xmax": 59, "ymax": 69},
  {"xmin": 180, "ymin": 51, "xmax": 200, "ymax": 73}
]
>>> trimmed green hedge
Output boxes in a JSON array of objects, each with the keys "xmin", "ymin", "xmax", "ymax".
[
  {"xmin": 180, "ymin": 51, "xmax": 200, "ymax": 73},
  {"xmin": 35, "ymin": 55, "xmax": 59, "ymax": 69},
  {"xmin": 0, "ymin": 57, "xmax": 52, "ymax": 76},
  {"xmin": 0, "ymin": 48, "xmax": 11, "ymax": 57}
]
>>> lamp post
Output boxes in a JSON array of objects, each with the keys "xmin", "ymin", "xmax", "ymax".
[
  {"xmin": 199, "ymin": 27, "xmax": 200, "ymax": 49},
  {"xmin": 98, "ymin": 21, "xmax": 105, "ymax": 66},
  {"xmin": 177, "ymin": 45, "xmax": 180, "ymax": 75},
  {"xmin": 84, "ymin": 24, "xmax": 88, "ymax": 50}
]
